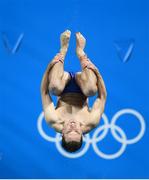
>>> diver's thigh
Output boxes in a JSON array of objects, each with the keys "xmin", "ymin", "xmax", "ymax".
[
  {"xmin": 49, "ymin": 71, "xmax": 70, "ymax": 96},
  {"xmin": 75, "ymin": 71, "xmax": 97, "ymax": 97}
]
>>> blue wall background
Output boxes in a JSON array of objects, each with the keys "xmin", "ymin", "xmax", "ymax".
[{"xmin": 0, "ymin": 0, "xmax": 148, "ymax": 178}]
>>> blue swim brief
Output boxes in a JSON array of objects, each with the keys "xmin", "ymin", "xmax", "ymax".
[{"xmin": 61, "ymin": 72, "xmax": 83, "ymax": 95}]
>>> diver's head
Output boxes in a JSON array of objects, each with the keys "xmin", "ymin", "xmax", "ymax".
[{"xmin": 62, "ymin": 119, "xmax": 83, "ymax": 152}]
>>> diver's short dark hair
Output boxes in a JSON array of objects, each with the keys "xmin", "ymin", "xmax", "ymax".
[{"xmin": 62, "ymin": 135, "xmax": 83, "ymax": 152}]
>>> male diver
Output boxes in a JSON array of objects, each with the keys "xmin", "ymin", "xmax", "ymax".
[{"xmin": 41, "ymin": 30, "xmax": 107, "ymax": 152}]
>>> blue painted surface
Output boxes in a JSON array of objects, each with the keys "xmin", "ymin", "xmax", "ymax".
[{"xmin": 0, "ymin": 0, "xmax": 148, "ymax": 178}]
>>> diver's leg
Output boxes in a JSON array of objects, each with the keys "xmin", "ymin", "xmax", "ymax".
[
  {"xmin": 75, "ymin": 57, "xmax": 98, "ymax": 97},
  {"xmin": 75, "ymin": 32, "xmax": 98, "ymax": 97},
  {"xmin": 48, "ymin": 30, "xmax": 71, "ymax": 96}
]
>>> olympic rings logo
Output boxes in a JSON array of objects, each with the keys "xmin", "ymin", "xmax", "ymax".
[{"xmin": 37, "ymin": 108, "xmax": 145, "ymax": 160}]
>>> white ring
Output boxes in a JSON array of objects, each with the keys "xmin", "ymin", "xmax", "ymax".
[
  {"xmin": 37, "ymin": 112, "xmax": 57, "ymax": 142},
  {"xmin": 55, "ymin": 133, "xmax": 91, "ymax": 158},
  {"xmin": 111, "ymin": 109, "xmax": 145, "ymax": 144},
  {"xmin": 92, "ymin": 124, "xmax": 127, "ymax": 159}
]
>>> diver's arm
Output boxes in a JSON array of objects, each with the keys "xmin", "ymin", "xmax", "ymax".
[
  {"xmin": 41, "ymin": 56, "xmax": 64, "ymax": 133},
  {"xmin": 81, "ymin": 67, "xmax": 107, "ymax": 134},
  {"xmin": 89, "ymin": 67, "xmax": 107, "ymax": 127}
]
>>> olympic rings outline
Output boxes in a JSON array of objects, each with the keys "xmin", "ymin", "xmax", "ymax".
[{"xmin": 37, "ymin": 108, "xmax": 146, "ymax": 160}]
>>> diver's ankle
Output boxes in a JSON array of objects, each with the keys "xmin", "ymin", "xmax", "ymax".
[
  {"xmin": 76, "ymin": 48, "xmax": 85, "ymax": 58},
  {"xmin": 60, "ymin": 47, "xmax": 67, "ymax": 57}
]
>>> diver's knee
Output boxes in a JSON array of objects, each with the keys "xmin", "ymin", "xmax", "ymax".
[
  {"xmin": 48, "ymin": 82, "xmax": 64, "ymax": 96},
  {"xmin": 83, "ymin": 85, "xmax": 97, "ymax": 97}
]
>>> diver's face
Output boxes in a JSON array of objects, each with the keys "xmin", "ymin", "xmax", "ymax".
[{"xmin": 63, "ymin": 119, "xmax": 82, "ymax": 142}]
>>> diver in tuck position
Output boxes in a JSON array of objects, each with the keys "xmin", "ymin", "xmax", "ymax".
[{"xmin": 41, "ymin": 30, "xmax": 107, "ymax": 152}]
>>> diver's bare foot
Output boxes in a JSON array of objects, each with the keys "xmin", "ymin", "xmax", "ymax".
[
  {"xmin": 76, "ymin": 32, "xmax": 86, "ymax": 57},
  {"xmin": 60, "ymin": 30, "xmax": 71, "ymax": 56}
]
